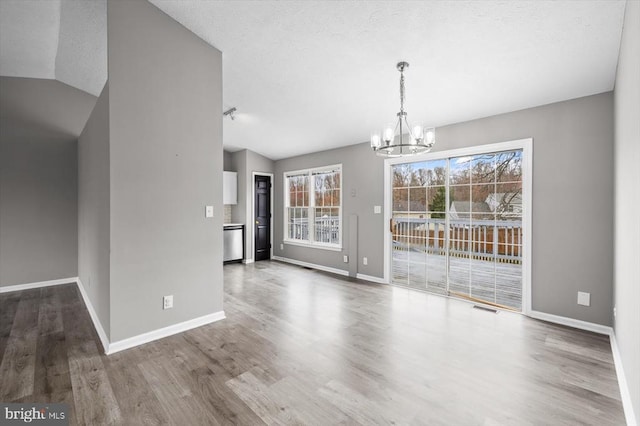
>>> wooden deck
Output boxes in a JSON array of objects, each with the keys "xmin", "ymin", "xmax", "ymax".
[{"xmin": 392, "ymin": 250, "xmax": 522, "ymax": 310}]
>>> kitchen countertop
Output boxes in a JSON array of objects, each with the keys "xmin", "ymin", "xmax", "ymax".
[{"xmin": 223, "ymin": 223, "xmax": 244, "ymax": 227}]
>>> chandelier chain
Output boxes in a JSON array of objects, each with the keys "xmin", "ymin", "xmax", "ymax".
[{"xmin": 399, "ymin": 71, "xmax": 405, "ymax": 114}]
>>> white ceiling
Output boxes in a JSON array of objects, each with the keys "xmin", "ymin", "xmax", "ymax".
[
  {"xmin": 0, "ymin": 0, "xmax": 107, "ymax": 96},
  {"xmin": 0, "ymin": 1, "xmax": 626, "ymax": 160}
]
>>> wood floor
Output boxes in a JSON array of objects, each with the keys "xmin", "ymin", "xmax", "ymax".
[{"xmin": 0, "ymin": 261, "xmax": 626, "ymax": 425}]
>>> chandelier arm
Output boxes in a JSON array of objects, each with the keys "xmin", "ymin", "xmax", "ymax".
[{"xmin": 393, "ymin": 118, "xmax": 401, "ymax": 146}]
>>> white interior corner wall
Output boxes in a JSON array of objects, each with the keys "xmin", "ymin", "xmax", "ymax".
[{"xmin": 613, "ymin": 1, "xmax": 640, "ymax": 424}]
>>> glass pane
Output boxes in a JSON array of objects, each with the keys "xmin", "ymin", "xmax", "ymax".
[
  {"xmin": 409, "ymin": 187, "xmax": 427, "ymax": 212},
  {"xmin": 407, "ymin": 247, "xmax": 427, "ymax": 291},
  {"xmin": 409, "ymin": 162, "xmax": 429, "ymax": 186},
  {"xmin": 448, "ymin": 257, "xmax": 470, "ymax": 296},
  {"xmin": 494, "ymin": 182, "xmax": 522, "ymax": 218},
  {"xmin": 496, "ymin": 150, "xmax": 522, "ymax": 182},
  {"xmin": 470, "ymin": 217, "xmax": 495, "ymax": 256},
  {"xmin": 426, "ymin": 159, "xmax": 447, "ymax": 186},
  {"xmin": 426, "ymin": 247, "xmax": 447, "ymax": 295},
  {"xmin": 471, "ymin": 184, "xmax": 494, "ymax": 217},
  {"xmin": 425, "ymin": 187, "xmax": 445, "ymax": 220},
  {"xmin": 449, "ymin": 186, "xmax": 470, "ymax": 220},
  {"xmin": 315, "ymin": 188, "xmax": 323, "ymax": 207},
  {"xmin": 393, "ymin": 188, "xmax": 409, "ymax": 212},
  {"xmin": 471, "ymin": 184, "xmax": 493, "ymax": 205},
  {"xmin": 393, "ymin": 164, "xmax": 411, "ymax": 188},
  {"xmin": 495, "ymin": 268, "xmax": 522, "ymax": 310},
  {"xmin": 332, "ymin": 189, "xmax": 340, "ymax": 206},
  {"xmin": 392, "ymin": 260, "xmax": 409, "ymax": 286},
  {"xmin": 289, "ymin": 207, "xmax": 309, "ymax": 241},
  {"xmin": 471, "ymin": 270, "xmax": 496, "ymax": 303},
  {"xmin": 449, "ymin": 156, "xmax": 471, "ymax": 185},
  {"xmin": 471, "ymin": 154, "xmax": 495, "ymax": 184}
]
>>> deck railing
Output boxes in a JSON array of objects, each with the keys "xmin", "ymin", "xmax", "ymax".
[
  {"xmin": 393, "ymin": 217, "xmax": 522, "ymax": 263},
  {"xmin": 289, "ymin": 217, "xmax": 339, "ymax": 244},
  {"xmin": 289, "ymin": 216, "xmax": 522, "ymax": 263}
]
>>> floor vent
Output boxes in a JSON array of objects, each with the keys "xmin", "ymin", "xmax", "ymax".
[{"xmin": 473, "ymin": 305, "xmax": 498, "ymax": 313}]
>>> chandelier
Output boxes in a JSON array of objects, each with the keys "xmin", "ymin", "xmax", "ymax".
[{"xmin": 370, "ymin": 61, "xmax": 435, "ymax": 157}]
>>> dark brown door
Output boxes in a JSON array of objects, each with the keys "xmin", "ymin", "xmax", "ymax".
[{"xmin": 254, "ymin": 175, "xmax": 271, "ymax": 261}]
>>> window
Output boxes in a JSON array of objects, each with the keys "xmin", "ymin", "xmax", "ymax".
[{"xmin": 284, "ymin": 164, "xmax": 342, "ymax": 249}]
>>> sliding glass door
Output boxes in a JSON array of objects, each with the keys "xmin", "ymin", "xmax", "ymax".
[
  {"xmin": 392, "ymin": 159, "xmax": 448, "ymax": 296},
  {"xmin": 390, "ymin": 147, "xmax": 524, "ymax": 311}
]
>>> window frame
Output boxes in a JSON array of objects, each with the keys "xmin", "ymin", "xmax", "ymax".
[{"xmin": 283, "ymin": 164, "xmax": 343, "ymax": 251}]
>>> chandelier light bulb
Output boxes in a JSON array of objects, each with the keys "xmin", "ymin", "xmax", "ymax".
[
  {"xmin": 383, "ymin": 125, "xmax": 395, "ymax": 143},
  {"xmin": 370, "ymin": 132, "xmax": 381, "ymax": 148},
  {"xmin": 412, "ymin": 125, "xmax": 424, "ymax": 142},
  {"xmin": 426, "ymin": 128, "xmax": 435, "ymax": 145}
]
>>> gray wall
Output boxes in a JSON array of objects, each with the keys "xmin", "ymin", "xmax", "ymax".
[
  {"xmin": 78, "ymin": 82, "xmax": 110, "ymax": 337},
  {"xmin": 228, "ymin": 149, "xmax": 275, "ymax": 261},
  {"xmin": 223, "ymin": 150, "xmax": 232, "ymax": 171},
  {"xmin": 274, "ymin": 143, "xmax": 384, "ymax": 277},
  {"xmin": 0, "ymin": 77, "xmax": 96, "ymax": 139},
  {"xmin": 613, "ymin": 0, "xmax": 640, "ymax": 419},
  {"xmin": 275, "ymin": 92, "xmax": 614, "ymax": 326},
  {"xmin": 0, "ymin": 77, "xmax": 96, "ymax": 287},
  {"xmin": 107, "ymin": 0, "xmax": 224, "ymax": 342}
]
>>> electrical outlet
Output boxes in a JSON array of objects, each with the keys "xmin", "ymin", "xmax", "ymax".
[
  {"xmin": 280, "ymin": 243, "xmax": 284, "ymax": 250},
  {"xmin": 577, "ymin": 291, "xmax": 590, "ymax": 306},
  {"xmin": 343, "ymin": 255, "xmax": 349, "ymax": 263},
  {"xmin": 613, "ymin": 306, "xmax": 617, "ymax": 318},
  {"xmin": 205, "ymin": 205, "xmax": 214, "ymax": 218},
  {"xmin": 374, "ymin": 206, "xmax": 382, "ymax": 214},
  {"xmin": 363, "ymin": 257, "xmax": 368, "ymax": 265},
  {"xmin": 163, "ymin": 295, "xmax": 173, "ymax": 310}
]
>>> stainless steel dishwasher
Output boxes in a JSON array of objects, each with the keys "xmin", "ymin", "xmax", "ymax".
[{"xmin": 223, "ymin": 224, "xmax": 244, "ymax": 263}]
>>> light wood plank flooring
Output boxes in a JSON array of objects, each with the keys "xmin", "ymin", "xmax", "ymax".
[{"xmin": 0, "ymin": 261, "xmax": 626, "ymax": 425}]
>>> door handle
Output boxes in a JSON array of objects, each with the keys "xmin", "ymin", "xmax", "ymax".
[{"xmin": 255, "ymin": 220, "xmax": 259, "ymax": 224}]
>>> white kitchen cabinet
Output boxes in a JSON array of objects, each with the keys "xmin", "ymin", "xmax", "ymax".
[{"xmin": 223, "ymin": 171, "xmax": 237, "ymax": 205}]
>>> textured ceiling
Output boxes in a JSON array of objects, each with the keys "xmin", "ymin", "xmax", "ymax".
[
  {"xmin": 0, "ymin": 1, "xmax": 626, "ymax": 160},
  {"xmin": 0, "ymin": 0, "xmax": 106, "ymax": 96},
  {"xmin": 0, "ymin": 0, "xmax": 61, "ymax": 79},
  {"xmin": 150, "ymin": 0, "xmax": 626, "ymax": 159}
]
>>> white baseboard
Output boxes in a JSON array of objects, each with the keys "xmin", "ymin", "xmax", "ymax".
[
  {"xmin": 355, "ymin": 273, "xmax": 387, "ymax": 284},
  {"xmin": 610, "ymin": 332, "xmax": 638, "ymax": 426},
  {"xmin": 272, "ymin": 256, "xmax": 349, "ymax": 277},
  {"xmin": 0, "ymin": 277, "xmax": 78, "ymax": 293},
  {"xmin": 76, "ymin": 278, "xmax": 110, "ymax": 354},
  {"xmin": 528, "ymin": 310, "xmax": 613, "ymax": 335},
  {"xmin": 1, "ymin": 275, "xmax": 226, "ymax": 356},
  {"xmin": 107, "ymin": 310, "xmax": 226, "ymax": 355}
]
